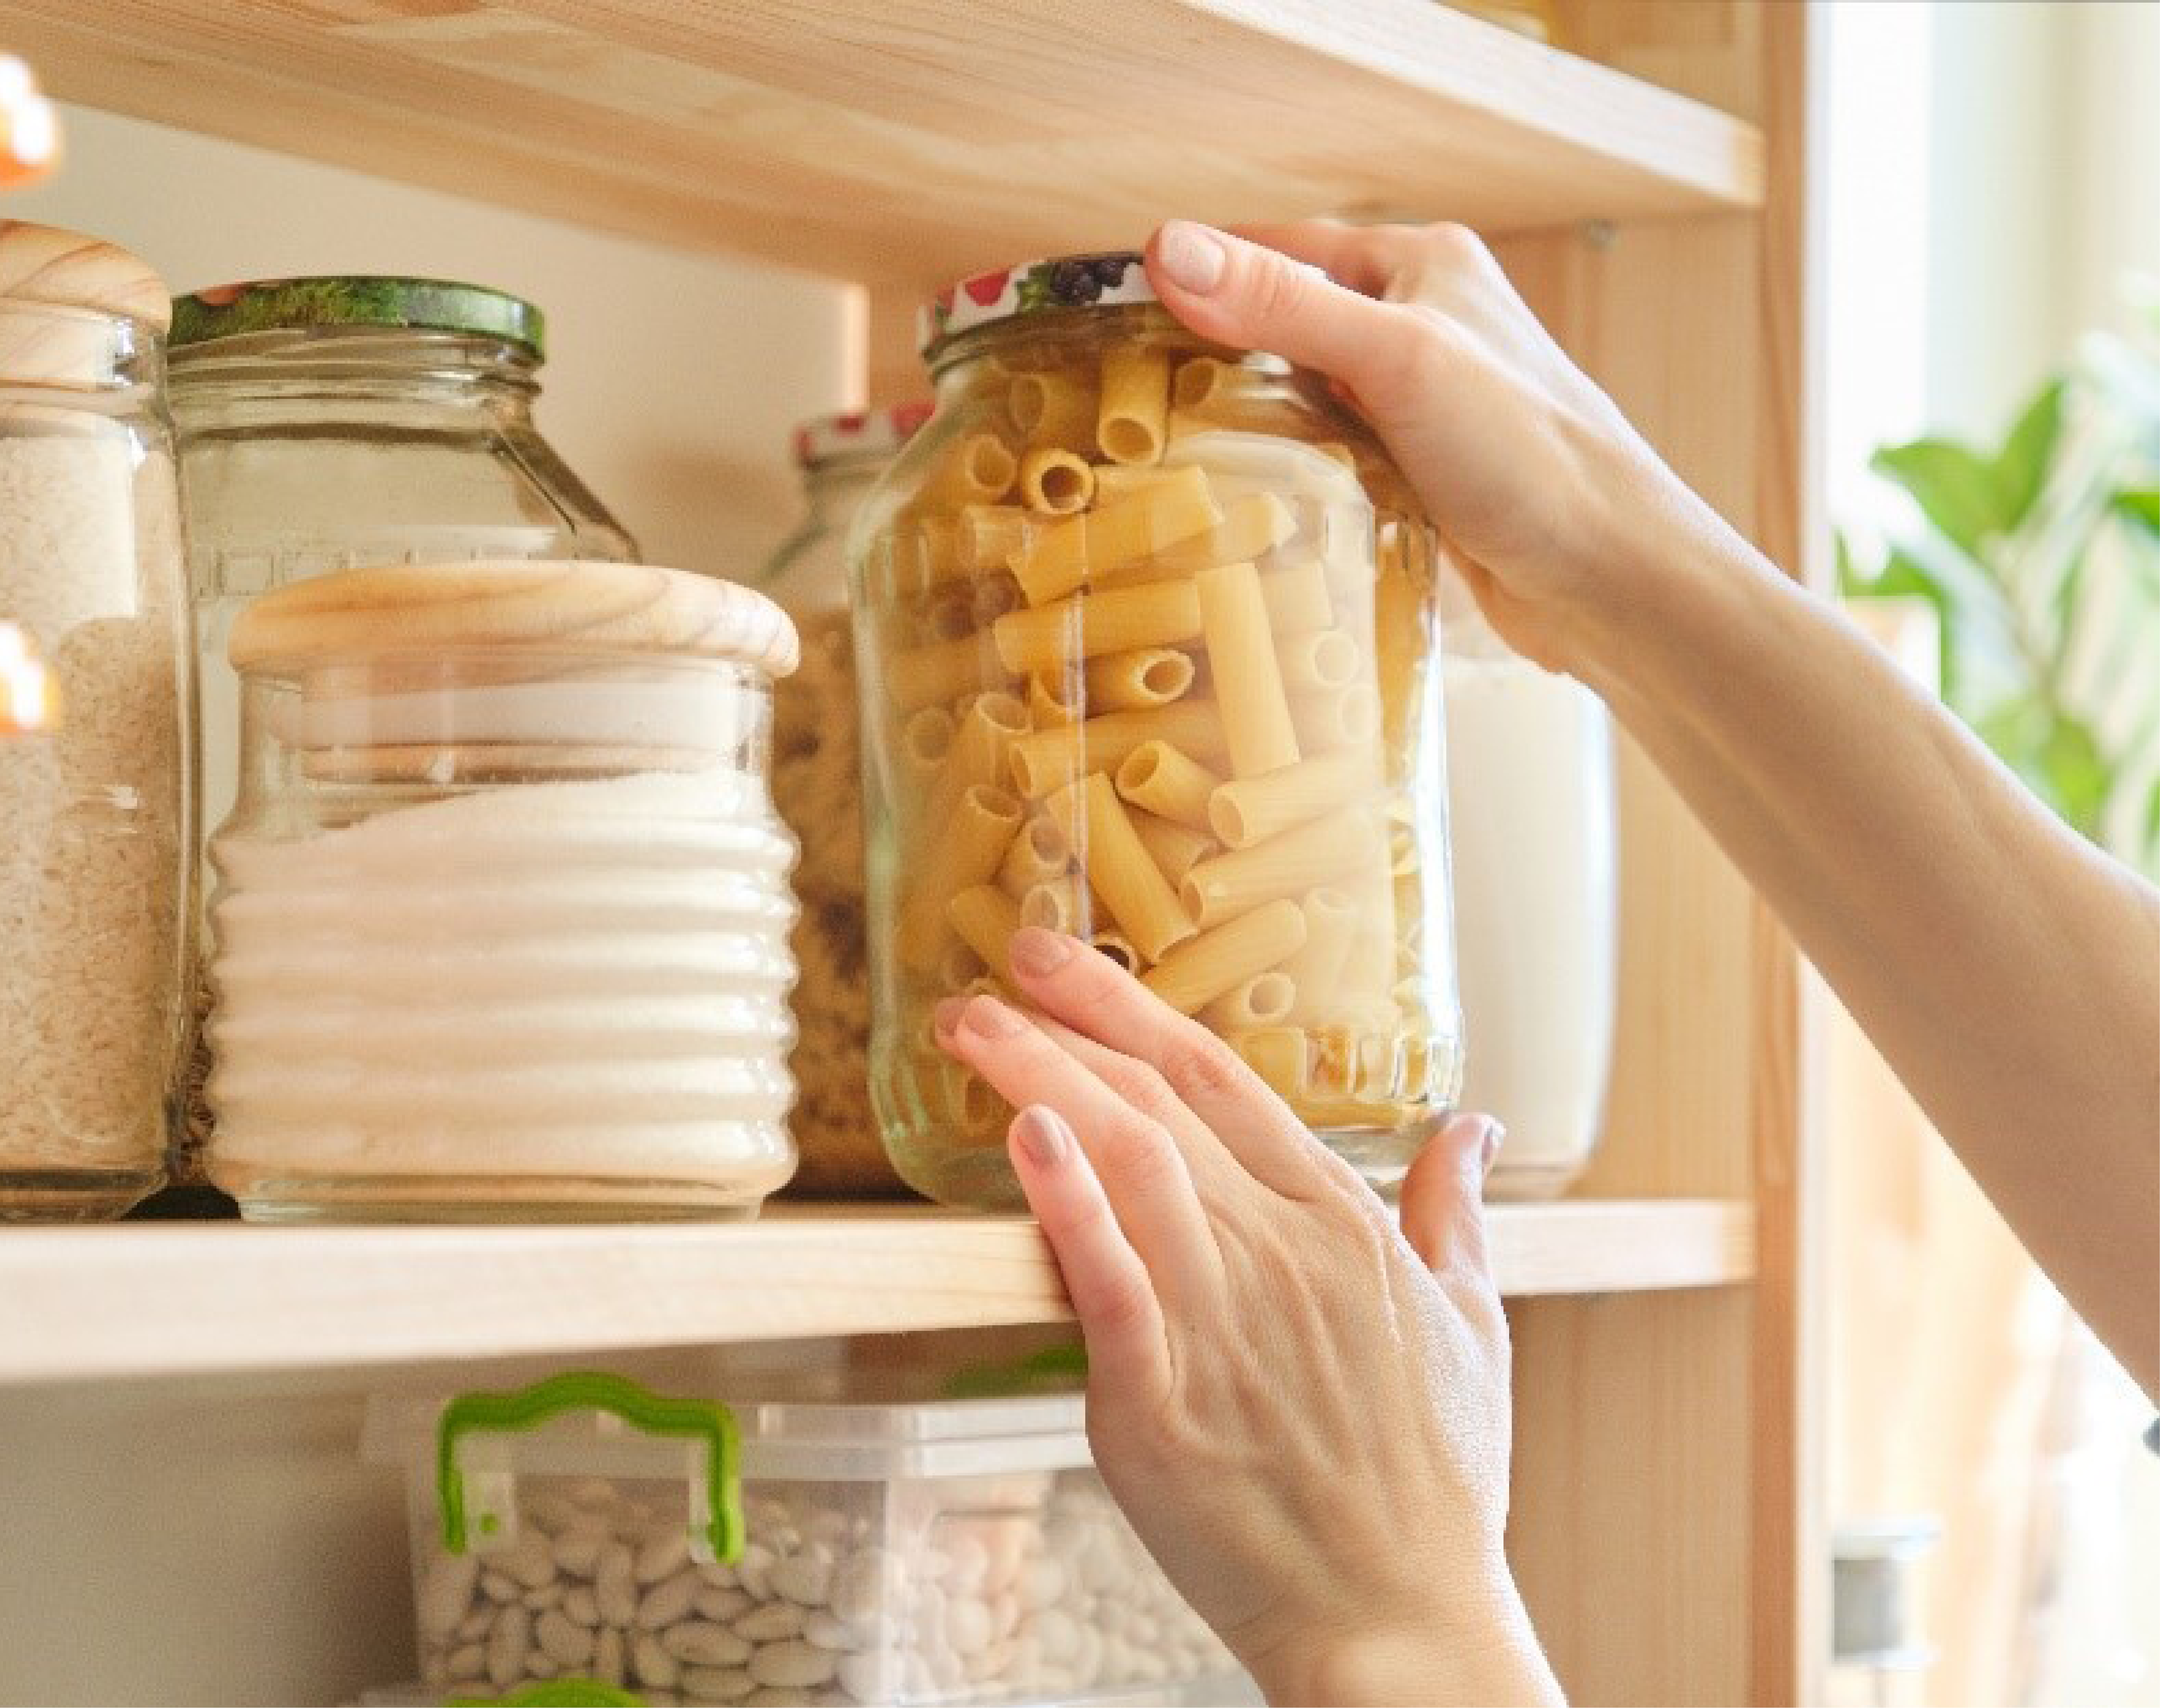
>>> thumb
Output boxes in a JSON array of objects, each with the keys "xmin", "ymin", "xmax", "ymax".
[
  {"xmin": 1145, "ymin": 220, "xmax": 1414, "ymax": 406},
  {"xmin": 1400, "ymin": 1111, "xmax": 1502, "ymax": 1279}
]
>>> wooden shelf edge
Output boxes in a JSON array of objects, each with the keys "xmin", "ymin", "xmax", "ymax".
[{"xmin": 0, "ymin": 1199, "xmax": 1752, "ymax": 1386}]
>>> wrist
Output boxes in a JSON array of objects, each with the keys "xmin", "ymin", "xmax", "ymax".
[{"xmin": 1243, "ymin": 1574, "xmax": 1562, "ymax": 1707}]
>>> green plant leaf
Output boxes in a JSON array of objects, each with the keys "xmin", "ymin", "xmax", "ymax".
[
  {"xmin": 2113, "ymin": 487, "xmax": 2160, "ymax": 533},
  {"xmin": 1996, "ymin": 378, "xmax": 2065, "ymax": 528},
  {"xmin": 1872, "ymin": 438, "xmax": 2009, "ymax": 557},
  {"xmin": 2040, "ymin": 715, "xmax": 2111, "ymax": 839}
]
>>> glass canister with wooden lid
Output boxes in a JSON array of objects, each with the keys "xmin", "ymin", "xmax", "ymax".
[
  {"xmin": 203, "ymin": 559, "xmax": 801, "ymax": 1221},
  {"xmin": 0, "ymin": 222, "xmax": 189, "ymax": 1221},
  {"xmin": 850, "ymin": 251, "xmax": 1463, "ymax": 1210}
]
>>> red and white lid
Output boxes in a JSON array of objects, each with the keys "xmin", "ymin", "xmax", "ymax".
[
  {"xmin": 919, "ymin": 251, "xmax": 1155, "ymax": 356},
  {"xmin": 791, "ymin": 400, "xmax": 933, "ymax": 469}
]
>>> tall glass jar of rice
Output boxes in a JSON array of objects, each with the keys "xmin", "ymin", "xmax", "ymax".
[{"xmin": 850, "ymin": 251, "xmax": 1463, "ymax": 1210}]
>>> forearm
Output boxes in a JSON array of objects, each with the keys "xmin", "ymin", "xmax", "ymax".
[{"xmin": 1574, "ymin": 495, "xmax": 2159, "ymax": 1396}]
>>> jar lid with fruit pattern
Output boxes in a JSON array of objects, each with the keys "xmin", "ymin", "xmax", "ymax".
[
  {"xmin": 919, "ymin": 250, "xmax": 1158, "ymax": 355},
  {"xmin": 792, "ymin": 401, "xmax": 935, "ymax": 469}
]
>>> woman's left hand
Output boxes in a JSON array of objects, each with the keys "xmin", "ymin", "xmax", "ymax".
[{"xmin": 935, "ymin": 926, "xmax": 1564, "ymax": 1707}]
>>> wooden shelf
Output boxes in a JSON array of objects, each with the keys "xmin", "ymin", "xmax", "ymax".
[
  {"xmin": 2, "ymin": 1, "xmax": 1762, "ymax": 288},
  {"xmin": 0, "ymin": 1198, "xmax": 1752, "ymax": 1385}
]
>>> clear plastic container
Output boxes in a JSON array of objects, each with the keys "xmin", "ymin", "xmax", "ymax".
[
  {"xmin": 0, "ymin": 222, "xmax": 189, "ymax": 1220},
  {"xmin": 757, "ymin": 405, "xmax": 931, "ymax": 1197},
  {"xmin": 169, "ymin": 276, "xmax": 638, "ymax": 1180},
  {"xmin": 203, "ymin": 559, "xmax": 800, "ymax": 1221},
  {"xmin": 363, "ymin": 1371, "xmax": 1245, "ymax": 1706},
  {"xmin": 1441, "ymin": 604, "xmax": 1616, "ymax": 1197},
  {"xmin": 852, "ymin": 251, "xmax": 1462, "ymax": 1208}
]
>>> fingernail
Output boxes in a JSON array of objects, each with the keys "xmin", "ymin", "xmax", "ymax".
[
  {"xmin": 1477, "ymin": 1117, "xmax": 1506, "ymax": 1177},
  {"xmin": 933, "ymin": 996, "xmax": 966, "ymax": 1037},
  {"xmin": 1012, "ymin": 1104, "xmax": 1072, "ymax": 1169},
  {"xmin": 1009, "ymin": 927, "xmax": 1074, "ymax": 977},
  {"xmin": 1155, "ymin": 221, "xmax": 1226, "ymax": 295},
  {"xmin": 961, "ymin": 994, "xmax": 1026, "ymax": 1040}
]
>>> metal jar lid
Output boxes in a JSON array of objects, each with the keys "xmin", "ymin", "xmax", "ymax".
[
  {"xmin": 919, "ymin": 250, "xmax": 1155, "ymax": 358},
  {"xmin": 170, "ymin": 275, "xmax": 545, "ymax": 359}
]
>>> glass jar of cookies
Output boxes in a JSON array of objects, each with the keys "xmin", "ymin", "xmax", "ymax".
[
  {"xmin": 852, "ymin": 251, "xmax": 1463, "ymax": 1209},
  {"xmin": 758, "ymin": 404, "xmax": 930, "ymax": 1196}
]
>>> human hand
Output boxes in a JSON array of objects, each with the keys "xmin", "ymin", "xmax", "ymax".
[
  {"xmin": 1143, "ymin": 216, "xmax": 1723, "ymax": 676},
  {"xmin": 934, "ymin": 927, "xmax": 1563, "ymax": 1707}
]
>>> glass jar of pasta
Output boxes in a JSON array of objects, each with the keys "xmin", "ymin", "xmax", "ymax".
[
  {"xmin": 759, "ymin": 404, "xmax": 930, "ymax": 1196},
  {"xmin": 852, "ymin": 251, "xmax": 1462, "ymax": 1210}
]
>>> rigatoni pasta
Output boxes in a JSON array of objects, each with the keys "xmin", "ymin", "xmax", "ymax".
[{"xmin": 858, "ymin": 262, "xmax": 1459, "ymax": 1206}]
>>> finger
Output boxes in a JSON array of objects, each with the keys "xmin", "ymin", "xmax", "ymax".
[
  {"xmin": 1229, "ymin": 218, "xmax": 1447, "ymax": 298},
  {"xmin": 1004, "ymin": 927, "xmax": 1347, "ymax": 1199},
  {"xmin": 1145, "ymin": 219, "xmax": 1418, "ymax": 408},
  {"xmin": 937, "ymin": 991, "xmax": 1223, "ymax": 1297},
  {"xmin": 1400, "ymin": 1111, "xmax": 1502, "ymax": 1283},
  {"xmin": 1008, "ymin": 1104, "xmax": 1173, "ymax": 1397}
]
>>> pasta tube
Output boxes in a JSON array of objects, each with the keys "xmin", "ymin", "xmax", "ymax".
[
  {"xmin": 923, "ymin": 588, "xmax": 976, "ymax": 642},
  {"xmin": 1374, "ymin": 543, "xmax": 1432, "ymax": 756},
  {"xmin": 1020, "ymin": 875, "xmax": 1087, "ymax": 934},
  {"xmin": 992, "ymin": 579, "xmax": 1203, "ymax": 676},
  {"xmin": 1009, "ymin": 464, "xmax": 1220, "ymax": 604},
  {"xmin": 1114, "ymin": 740, "xmax": 1221, "ymax": 832},
  {"xmin": 948, "ymin": 884, "xmax": 1023, "ymax": 985},
  {"xmin": 1006, "ymin": 700, "xmax": 1228, "ymax": 799},
  {"xmin": 1097, "ymin": 343, "xmax": 1171, "ymax": 464},
  {"xmin": 1141, "ymin": 898, "xmax": 1308, "ymax": 1016},
  {"xmin": 1258, "ymin": 561, "xmax": 1334, "ymax": 633},
  {"xmin": 1200, "ymin": 971, "xmax": 1297, "ymax": 1031},
  {"xmin": 1048, "ymin": 772, "xmax": 1197, "ymax": 963},
  {"xmin": 1277, "ymin": 628, "xmax": 1361, "ymax": 692},
  {"xmin": 929, "ymin": 690, "xmax": 1029, "ymax": 821},
  {"xmin": 1196, "ymin": 561, "xmax": 1301, "ymax": 778},
  {"xmin": 1207, "ymin": 747, "xmax": 1382, "ymax": 849},
  {"xmin": 1233, "ymin": 1024, "xmax": 1308, "ymax": 1101},
  {"xmin": 1171, "ymin": 355, "xmax": 1278, "ymax": 412},
  {"xmin": 1018, "ymin": 446, "xmax": 1095, "ymax": 515},
  {"xmin": 896, "ymin": 784, "xmax": 1023, "ymax": 971},
  {"xmin": 1090, "ymin": 932, "xmax": 1141, "ymax": 975},
  {"xmin": 1084, "ymin": 647, "xmax": 1194, "ymax": 712},
  {"xmin": 1280, "ymin": 887, "xmax": 1359, "ymax": 1023},
  {"xmin": 917, "ymin": 432, "xmax": 1018, "ymax": 510},
  {"xmin": 1181, "ymin": 810, "xmax": 1380, "ymax": 929},
  {"xmin": 935, "ymin": 941, "xmax": 987, "ymax": 995},
  {"xmin": 892, "ymin": 514, "xmax": 965, "ymax": 598},
  {"xmin": 1027, "ymin": 671, "xmax": 1083, "ymax": 728},
  {"xmin": 1130, "ymin": 809, "xmax": 1216, "ymax": 887},
  {"xmin": 973, "ymin": 573, "xmax": 1023, "ymax": 624},
  {"xmin": 1144, "ymin": 492, "xmax": 1299, "ymax": 577},
  {"xmin": 1009, "ymin": 370, "xmax": 1098, "ymax": 450},
  {"xmin": 997, "ymin": 813, "xmax": 1071, "ymax": 898},
  {"xmin": 899, "ymin": 705, "xmax": 956, "ymax": 782},
  {"xmin": 1092, "ymin": 466, "xmax": 1196, "ymax": 505},
  {"xmin": 958, "ymin": 505, "xmax": 1031, "ymax": 572},
  {"xmin": 889, "ymin": 631, "xmax": 1001, "ymax": 712},
  {"xmin": 1290, "ymin": 683, "xmax": 1381, "ymax": 750}
]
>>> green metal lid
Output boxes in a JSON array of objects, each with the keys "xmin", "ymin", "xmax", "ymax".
[{"xmin": 169, "ymin": 275, "xmax": 544, "ymax": 357}]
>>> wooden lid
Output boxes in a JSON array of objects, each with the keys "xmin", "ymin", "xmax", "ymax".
[
  {"xmin": 228, "ymin": 560, "xmax": 800, "ymax": 677},
  {"xmin": 0, "ymin": 221, "xmax": 169, "ymax": 329}
]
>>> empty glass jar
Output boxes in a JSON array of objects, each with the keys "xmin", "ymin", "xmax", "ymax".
[
  {"xmin": 852, "ymin": 251, "xmax": 1463, "ymax": 1209},
  {"xmin": 204, "ymin": 559, "xmax": 800, "ymax": 1221},
  {"xmin": 0, "ymin": 222, "xmax": 189, "ymax": 1221}
]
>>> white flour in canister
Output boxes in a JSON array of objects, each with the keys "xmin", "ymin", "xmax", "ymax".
[
  {"xmin": 206, "ymin": 766, "xmax": 798, "ymax": 1215},
  {"xmin": 1442, "ymin": 653, "xmax": 1618, "ymax": 1196},
  {"xmin": 0, "ymin": 429, "xmax": 185, "ymax": 1194}
]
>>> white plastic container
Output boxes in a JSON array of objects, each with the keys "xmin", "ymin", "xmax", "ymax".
[
  {"xmin": 1441, "ymin": 612, "xmax": 1618, "ymax": 1198},
  {"xmin": 363, "ymin": 1372, "xmax": 1245, "ymax": 1706}
]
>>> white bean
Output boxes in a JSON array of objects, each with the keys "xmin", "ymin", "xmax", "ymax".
[
  {"xmin": 731, "ymin": 1600, "xmax": 803, "ymax": 1644},
  {"xmin": 504, "ymin": 1530, "xmax": 557, "ymax": 1589},
  {"xmin": 735, "ymin": 1541, "xmax": 775, "ymax": 1602},
  {"xmin": 595, "ymin": 1542, "xmax": 637, "ymax": 1626},
  {"xmin": 836, "ymin": 1651, "xmax": 888, "ymax": 1705},
  {"xmin": 443, "ymin": 1643, "xmax": 485, "ymax": 1683},
  {"xmin": 486, "ymin": 1605, "xmax": 530, "ymax": 1690},
  {"xmin": 662, "ymin": 1620, "xmax": 754, "ymax": 1667},
  {"xmin": 945, "ymin": 1594, "xmax": 993, "ymax": 1658},
  {"xmin": 679, "ymin": 1664, "xmax": 755, "ymax": 1702},
  {"xmin": 696, "ymin": 1585, "xmax": 753, "ymax": 1623},
  {"xmin": 750, "ymin": 1639, "xmax": 838, "ymax": 1690},
  {"xmin": 419, "ymin": 1554, "xmax": 480, "ymax": 1637},
  {"xmin": 562, "ymin": 1585, "xmax": 600, "ymax": 1627},
  {"xmin": 636, "ymin": 1569, "xmax": 699, "ymax": 1630},
  {"xmin": 772, "ymin": 1546, "xmax": 833, "ymax": 1608},
  {"xmin": 480, "ymin": 1570, "xmax": 520, "ymax": 1604},
  {"xmin": 631, "ymin": 1631, "xmax": 681, "ymax": 1689},
  {"xmin": 637, "ymin": 1527, "xmax": 692, "ymax": 1585},
  {"xmin": 552, "ymin": 1525, "xmax": 607, "ymax": 1578},
  {"xmin": 535, "ymin": 1608, "xmax": 593, "ymax": 1670},
  {"xmin": 592, "ymin": 1625, "xmax": 626, "ymax": 1687}
]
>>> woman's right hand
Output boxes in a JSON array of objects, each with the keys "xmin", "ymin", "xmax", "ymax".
[{"xmin": 1142, "ymin": 218, "xmax": 1732, "ymax": 676}]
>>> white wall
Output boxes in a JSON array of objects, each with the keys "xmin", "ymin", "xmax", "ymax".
[{"xmin": 9, "ymin": 104, "xmax": 859, "ymax": 580}]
